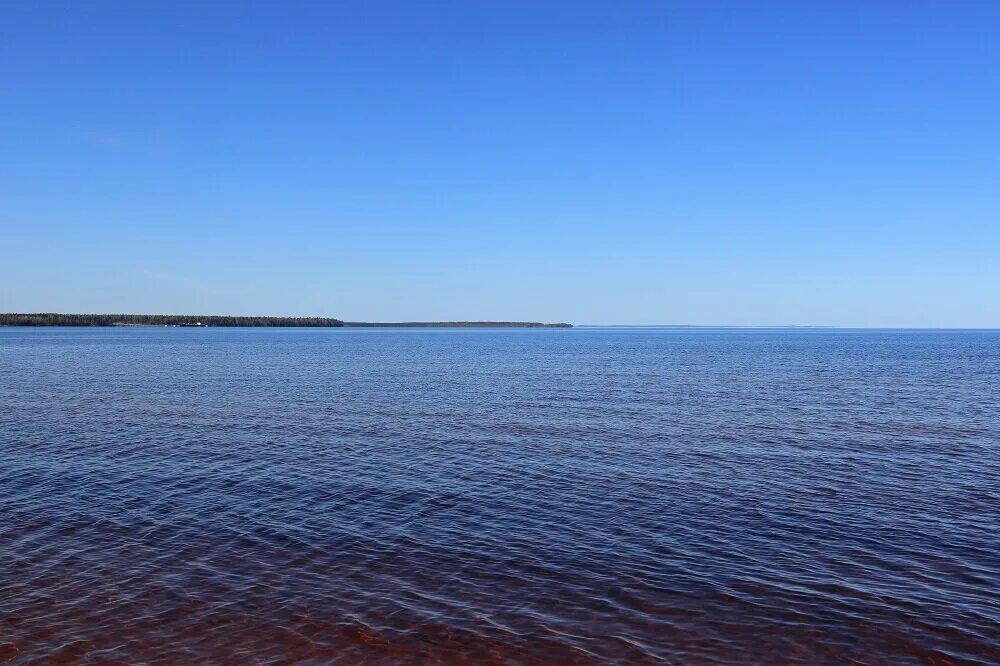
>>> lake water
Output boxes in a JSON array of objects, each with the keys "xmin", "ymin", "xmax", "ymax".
[{"xmin": 1, "ymin": 327, "xmax": 997, "ymax": 664}]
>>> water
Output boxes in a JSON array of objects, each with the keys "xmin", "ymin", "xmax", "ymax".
[{"xmin": 1, "ymin": 327, "xmax": 997, "ymax": 664}]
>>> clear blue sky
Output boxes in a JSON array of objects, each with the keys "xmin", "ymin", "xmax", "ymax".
[{"xmin": 2, "ymin": 1, "xmax": 997, "ymax": 326}]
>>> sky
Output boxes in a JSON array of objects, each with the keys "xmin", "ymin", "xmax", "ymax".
[{"xmin": 1, "ymin": 1, "xmax": 998, "ymax": 326}]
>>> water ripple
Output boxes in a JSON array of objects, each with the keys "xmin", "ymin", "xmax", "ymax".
[{"xmin": 0, "ymin": 327, "xmax": 997, "ymax": 663}]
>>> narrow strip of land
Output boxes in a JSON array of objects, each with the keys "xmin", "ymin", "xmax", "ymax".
[
  {"xmin": 0, "ymin": 313, "xmax": 571, "ymax": 328},
  {"xmin": 343, "ymin": 321, "xmax": 571, "ymax": 328}
]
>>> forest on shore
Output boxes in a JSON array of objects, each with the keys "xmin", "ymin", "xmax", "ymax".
[
  {"xmin": 0, "ymin": 313, "xmax": 571, "ymax": 328},
  {"xmin": 0, "ymin": 313, "xmax": 345, "ymax": 327}
]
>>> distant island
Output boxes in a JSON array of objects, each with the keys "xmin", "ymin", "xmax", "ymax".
[{"xmin": 0, "ymin": 313, "xmax": 571, "ymax": 328}]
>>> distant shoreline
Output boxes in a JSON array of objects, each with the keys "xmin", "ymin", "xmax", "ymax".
[
  {"xmin": 342, "ymin": 321, "xmax": 571, "ymax": 328},
  {"xmin": 0, "ymin": 313, "xmax": 571, "ymax": 328}
]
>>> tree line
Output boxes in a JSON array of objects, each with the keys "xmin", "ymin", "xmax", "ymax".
[
  {"xmin": 0, "ymin": 313, "xmax": 345, "ymax": 327},
  {"xmin": 0, "ymin": 313, "xmax": 572, "ymax": 328}
]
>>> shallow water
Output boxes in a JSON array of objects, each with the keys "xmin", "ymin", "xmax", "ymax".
[{"xmin": 1, "ymin": 327, "xmax": 997, "ymax": 664}]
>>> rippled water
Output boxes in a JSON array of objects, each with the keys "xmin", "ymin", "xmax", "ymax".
[{"xmin": 1, "ymin": 327, "xmax": 997, "ymax": 664}]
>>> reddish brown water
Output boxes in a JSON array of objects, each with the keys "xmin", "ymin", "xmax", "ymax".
[{"xmin": 1, "ymin": 328, "xmax": 997, "ymax": 663}]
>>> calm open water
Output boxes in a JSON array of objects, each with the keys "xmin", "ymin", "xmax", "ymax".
[{"xmin": 0, "ymin": 327, "xmax": 997, "ymax": 664}]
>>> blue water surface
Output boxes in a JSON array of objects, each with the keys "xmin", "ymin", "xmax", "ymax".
[{"xmin": 1, "ymin": 327, "xmax": 997, "ymax": 663}]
